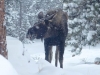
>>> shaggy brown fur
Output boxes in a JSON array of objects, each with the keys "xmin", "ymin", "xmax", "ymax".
[
  {"xmin": 44, "ymin": 9, "xmax": 68, "ymax": 38},
  {"xmin": 45, "ymin": 9, "xmax": 68, "ymax": 26}
]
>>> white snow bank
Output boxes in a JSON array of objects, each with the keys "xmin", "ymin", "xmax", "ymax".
[
  {"xmin": 7, "ymin": 36, "xmax": 83, "ymax": 75},
  {"xmin": 0, "ymin": 55, "xmax": 19, "ymax": 75},
  {"xmin": 35, "ymin": 59, "xmax": 83, "ymax": 75},
  {"xmin": 7, "ymin": 36, "xmax": 38, "ymax": 75},
  {"xmin": 6, "ymin": 36, "xmax": 100, "ymax": 75}
]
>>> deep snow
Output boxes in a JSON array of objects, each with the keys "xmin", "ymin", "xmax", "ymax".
[
  {"xmin": 4, "ymin": 36, "xmax": 100, "ymax": 75},
  {"xmin": 0, "ymin": 55, "xmax": 18, "ymax": 75}
]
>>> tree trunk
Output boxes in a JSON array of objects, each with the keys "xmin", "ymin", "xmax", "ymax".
[{"xmin": 0, "ymin": 0, "xmax": 7, "ymax": 59}]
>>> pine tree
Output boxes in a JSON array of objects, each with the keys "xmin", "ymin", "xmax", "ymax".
[{"xmin": 63, "ymin": 0, "xmax": 100, "ymax": 56}]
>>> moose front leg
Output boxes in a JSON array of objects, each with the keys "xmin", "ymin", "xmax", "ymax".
[
  {"xmin": 44, "ymin": 44, "xmax": 49, "ymax": 62},
  {"xmin": 44, "ymin": 44, "xmax": 52, "ymax": 63},
  {"xmin": 55, "ymin": 46, "xmax": 59, "ymax": 67},
  {"xmin": 49, "ymin": 46, "xmax": 53, "ymax": 63}
]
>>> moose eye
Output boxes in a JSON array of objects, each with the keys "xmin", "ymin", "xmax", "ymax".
[
  {"xmin": 46, "ymin": 15, "xmax": 49, "ymax": 17},
  {"xmin": 35, "ymin": 26, "xmax": 39, "ymax": 29}
]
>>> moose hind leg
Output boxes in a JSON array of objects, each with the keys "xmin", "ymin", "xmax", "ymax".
[
  {"xmin": 49, "ymin": 46, "xmax": 53, "ymax": 63},
  {"xmin": 55, "ymin": 46, "xmax": 59, "ymax": 67},
  {"xmin": 59, "ymin": 44, "xmax": 64, "ymax": 68}
]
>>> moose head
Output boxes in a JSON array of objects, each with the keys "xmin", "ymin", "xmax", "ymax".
[
  {"xmin": 26, "ymin": 20, "xmax": 48, "ymax": 40},
  {"xmin": 26, "ymin": 11, "xmax": 56, "ymax": 40}
]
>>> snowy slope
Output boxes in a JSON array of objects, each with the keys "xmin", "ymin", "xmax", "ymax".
[
  {"xmin": 7, "ymin": 36, "xmax": 38, "ymax": 75},
  {"xmin": 7, "ymin": 36, "xmax": 100, "ymax": 75},
  {"xmin": 0, "ymin": 55, "xmax": 18, "ymax": 75}
]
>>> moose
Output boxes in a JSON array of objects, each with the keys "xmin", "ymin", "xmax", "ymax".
[{"xmin": 26, "ymin": 9, "xmax": 68, "ymax": 68}]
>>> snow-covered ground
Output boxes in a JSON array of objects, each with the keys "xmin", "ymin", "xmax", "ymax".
[
  {"xmin": 0, "ymin": 55, "xmax": 18, "ymax": 75},
  {"xmin": 4, "ymin": 36, "xmax": 100, "ymax": 75}
]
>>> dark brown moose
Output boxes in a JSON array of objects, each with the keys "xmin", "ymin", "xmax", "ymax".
[{"xmin": 26, "ymin": 9, "xmax": 68, "ymax": 68}]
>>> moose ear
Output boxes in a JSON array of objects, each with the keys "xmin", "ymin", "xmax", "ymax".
[
  {"xmin": 45, "ymin": 13, "xmax": 55, "ymax": 20},
  {"xmin": 46, "ymin": 13, "xmax": 57, "ymax": 23},
  {"xmin": 35, "ymin": 26, "xmax": 39, "ymax": 29}
]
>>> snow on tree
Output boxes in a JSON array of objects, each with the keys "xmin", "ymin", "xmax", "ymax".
[{"xmin": 63, "ymin": 0, "xmax": 100, "ymax": 56}]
